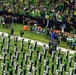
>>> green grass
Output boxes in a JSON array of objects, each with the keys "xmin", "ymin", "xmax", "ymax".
[
  {"xmin": 0, "ymin": 23, "xmax": 48, "ymax": 43},
  {"xmin": 0, "ymin": 23, "xmax": 76, "ymax": 50},
  {"xmin": 0, "ymin": 35, "xmax": 75, "ymax": 75}
]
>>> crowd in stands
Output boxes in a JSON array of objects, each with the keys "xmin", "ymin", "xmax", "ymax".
[
  {"xmin": 0, "ymin": 0, "xmax": 76, "ymax": 48},
  {"xmin": 0, "ymin": 0, "xmax": 76, "ymax": 26}
]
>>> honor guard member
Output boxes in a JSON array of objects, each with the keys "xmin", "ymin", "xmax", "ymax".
[
  {"xmin": 2, "ymin": 37, "xmax": 5, "ymax": 44},
  {"xmin": 52, "ymin": 51, "xmax": 56, "ymax": 61},
  {"xmin": 14, "ymin": 46, "xmax": 18, "ymax": 56},
  {"xmin": 51, "ymin": 61, "xmax": 54, "ymax": 74},
  {"xmin": 3, "ymin": 52, "xmax": 7, "ymax": 63},
  {"xmin": 16, "ymin": 51, "xmax": 20, "ymax": 61},
  {"xmin": 14, "ymin": 36, "xmax": 18, "ymax": 46},
  {"xmin": 20, "ymin": 58, "xmax": 23, "ymax": 69},
  {"xmin": 69, "ymin": 56, "xmax": 73, "ymax": 67},
  {"xmin": 63, "ymin": 60, "xmax": 67, "ymax": 71},
  {"xmin": 21, "ymin": 43, "xmax": 24, "ymax": 52},
  {"xmin": 44, "ymin": 59, "xmax": 47, "ymax": 70},
  {"xmin": 74, "ymin": 53, "xmax": 76, "ymax": 62},
  {"xmin": 23, "ymin": 65, "xmax": 27, "ymax": 75},
  {"xmin": 29, "ymin": 45, "xmax": 32, "ymax": 52},
  {"xmin": 7, "ymin": 59, "xmax": 10, "ymax": 71},
  {"xmin": 34, "ymin": 41, "xmax": 37, "ymax": 51},
  {"xmin": 33, "ymin": 67, "xmax": 37, "ymax": 75},
  {"xmin": 7, "ymin": 43, "xmax": 10, "ymax": 53},
  {"xmin": 66, "ymin": 50, "xmax": 69, "ymax": 60},
  {"xmin": 7, "ymin": 36, "xmax": 11, "ymax": 44},
  {"xmin": 38, "ymin": 63, "xmax": 42, "ymax": 75},
  {"xmin": 14, "ymin": 41, "xmax": 18, "ymax": 47},
  {"xmin": 28, "ymin": 40, "xmax": 31, "ymax": 49},
  {"xmin": 15, "ymin": 36, "xmax": 18, "ymax": 42},
  {"xmin": 2, "ymin": 62, "xmax": 5, "ymax": 73},
  {"xmin": 60, "ymin": 54, "xmax": 64, "ymax": 64},
  {"xmin": 18, "ymin": 68, "xmax": 22, "ymax": 75},
  {"xmin": 25, "ymin": 54, "xmax": 28, "ymax": 65},
  {"xmin": 74, "ymin": 62, "xmax": 76, "ymax": 75},
  {"xmin": 11, "ymin": 55, "xmax": 15, "ymax": 66},
  {"xmin": 49, "ymin": 44, "xmax": 53, "ymax": 55},
  {"xmin": 36, "ymin": 47, "xmax": 40, "ymax": 58},
  {"xmin": 21, "ymin": 41, "xmax": 24, "ymax": 52},
  {"xmin": 48, "ymin": 40, "xmax": 53, "ymax": 54},
  {"xmin": 57, "ymin": 48, "xmax": 61, "ymax": 57},
  {"xmin": 60, "ymin": 64, "xmax": 64, "ymax": 75},
  {"xmin": 9, "ymin": 66, "xmax": 13, "ymax": 75},
  {"xmin": 34, "ymin": 57, "xmax": 37, "ymax": 67},
  {"xmin": 1, "ymin": 33, "xmax": 4, "ymax": 37},
  {"xmin": 8, "ymin": 33, "xmax": 11, "ymax": 38},
  {"xmin": 53, "ymin": 42, "xmax": 57, "ymax": 51},
  {"xmin": 14, "ymin": 61, "xmax": 18, "ymax": 74},
  {"xmin": 23, "ymin": 50, "xmax": 26, "ymax": 59},
  {"xmin": 29, "ymin": 48, "xmax": 33, "ymax": 60},
  {"xmin": 21, "ymin": 38, "xmax": 24, "ymax": 44},
  {"xmin": 70, "ymin": 68, "xmax": 74, "ymax": 75},
  {"xmin": 46, "ymin": 56, "xmax": 50, "ymax": 65},
  {"xmin": 43, "ymin": 45, "xmax": 47, "ymax": 59},
  {"xmin": 29, "ymin": 61, "xmax": 33, "ymax": 72},
  {"xmin": 46, "ymin": 66, "xmax": 50, "ymax": 75},
  {"xmin": 56, "ymin": 57, "xmax": 60, "ymax": 69},
  {"xmin": 21, "ymin": 38, "xmax": 25, "ymax": 52},
  {"xmin": 9, "ymin": 50, "xmax": 13, "ymax": 60},
  {"xmin": 38, "ymin": 53, "xmax": 42, "ymax": 63}
]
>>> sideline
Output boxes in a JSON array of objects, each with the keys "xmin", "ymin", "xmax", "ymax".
[{"xmin": 0, "ymin": 31, "xmax": 75, "ymax": 54}]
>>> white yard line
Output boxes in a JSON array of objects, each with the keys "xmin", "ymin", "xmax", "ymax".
[{"xmin": 0, "ymin": 31, "xmax": 75, "ymax": 54}]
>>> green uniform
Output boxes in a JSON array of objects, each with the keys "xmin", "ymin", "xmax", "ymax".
[
  {"xmin": 14, "ymin": 41, "xmax": 17, "ymax": 46},
  {"xmin": 23, "ymin": 66, "xmax": 27, "ymax": 75},
  {"xmin": 9, "ymin": 67, "xmax": 13, "ymax": 75},
  {"xmin": 46, "ymin": 56, "xmax": 50, "ymax": 65},
  {"xmin": 34, "ymin": 57, "xmax": 37, "ymax": 67},
  {"xmin": 7, "ymin": 60, "xmax": 10, "ymax": 70},
  {"xmin": 51, "ymin": 62, "xmax": 54, "ymax": 73},
  {"xmin": 20, "ymin": 59, "xmax": 23, "ymax": 69},
  {"xmin": 64, "ymin": 61, "xmax": 67, "ymax": 71}
]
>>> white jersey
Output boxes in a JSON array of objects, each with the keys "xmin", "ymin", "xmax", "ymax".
[{"xmin": 66, "ymin": 72, "xmax": 69, "ymax": 75}]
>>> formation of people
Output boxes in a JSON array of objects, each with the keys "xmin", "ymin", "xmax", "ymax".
[{"xmin": 0, "ymin": 32, "xmax": 76, "ymax": 75}]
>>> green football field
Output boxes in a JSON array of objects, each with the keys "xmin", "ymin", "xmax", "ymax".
[
  {"xmin": 0, "ymin": 23, "xmax": 75, "ymax": 50},
  {"xmin": 0, "ymin": 30, "xmax": 75, "ymax": 75},
  {"xmin": 0, "ymin": 24, "xmax": 74, "ymax": 75}
]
